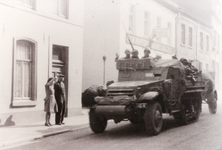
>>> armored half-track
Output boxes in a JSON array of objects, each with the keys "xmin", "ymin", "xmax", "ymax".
[{"xmin": 89, "ymin": 58, "xmax": 216, "ymax": 135}]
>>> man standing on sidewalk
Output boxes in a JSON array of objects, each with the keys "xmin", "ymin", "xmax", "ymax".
[{"xmin": 54, "ymin": 74, "xmax": 66, "ymax": 125}]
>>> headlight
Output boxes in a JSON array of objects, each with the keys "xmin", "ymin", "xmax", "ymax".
[
  {"xmin": 135, "ymin": 87, "xmax": 142, "ymax": 98},
  {"xmin": 136, "ymin": 103, "xmax": 147, "ymax": 108}
]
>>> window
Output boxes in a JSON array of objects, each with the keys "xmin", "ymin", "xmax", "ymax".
[
  {"xmin": 53, "ymin": 0, "xmax": 68, "ymax": 18},
  {"xmin": 167, "ymin": 22, "xmax": 172, "ymax": 45},
  {"xmin": 206, "ymin": 35, "xmax": 209, "ymax": 52},
  {"xmin": 199, "ymin": 62, "xmax": 203, "ymax": 70},
  {"xmin": 213, "ymin": 30, "xmax": 216, "ymax": 48},
  {"xmin": 13, "ymin": 39, "xmax": 36, "ymax": 106},
  {"xmin": 156, "ymin": 17, "xmax": 161, "ymax": 42},
  {"xmin": 129, "ymin": 5, "xmax": 135, "ymax": 32},
  {"xmin": 212, "ymin": 60, "xmax": 215, "ymax": 71},
  {"xmin": 181, "ymin": 24, "xmax": 185, "ymax": 45},
  {"xmin": 188, "ymin": 27, "xmax": 193, "ymax": 47},
  {"xmin": 144, "ymin": 11, "xmax": 150, "ymax": 37},
  {"xmin": 206, "ymin": 64, "xmax": 209, "ymax": 71},
  {"xmin": 200, "ymin": 32, "xmax": 203, "ymax": 50},
  {"xmin": 157, "ymin": 17, "xmax": 161, "ymax": 28},
  {"xmin": 17, "ymin": 0, "xmax": 36, "ymax": 9},
  {"xmin": 217, "ymin": 33, "xmax": 220, "ymax": 49}
]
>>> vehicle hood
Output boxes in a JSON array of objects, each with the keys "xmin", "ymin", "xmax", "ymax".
[{"xmin": 108, "ymin": 80, "xmax": 163, "ymax": 89}]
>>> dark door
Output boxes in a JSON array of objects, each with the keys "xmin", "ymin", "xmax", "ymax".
[{"xmin": 52, "ymin": 45, "xmax": 68, "ymax": 116}]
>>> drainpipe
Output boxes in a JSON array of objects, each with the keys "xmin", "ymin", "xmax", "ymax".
[
  {"xmin": 196, "ymin": 23, "xmax": 198, "ymax": 61},
  {"xmin": 174, "ymin": 10, "xmax": 180, "ymax": 59}
]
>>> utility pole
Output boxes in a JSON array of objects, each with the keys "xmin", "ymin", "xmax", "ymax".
[{"xmin": 103, "ymin": 56, "xmax": 106, "ymax": 86}]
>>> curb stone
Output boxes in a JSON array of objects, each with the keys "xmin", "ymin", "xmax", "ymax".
[{"xmin": 0, "ymin": 124, "xmax": 89, "ymax": 149}]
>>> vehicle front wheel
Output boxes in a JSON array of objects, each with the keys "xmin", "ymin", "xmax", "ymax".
[
  {"xmin": 89, "ymin": 109, "xmax": 107, "ymax": 133},
  {"xmin": 144, "ymin": 102, "xmax": 163, "ymax": 135}
]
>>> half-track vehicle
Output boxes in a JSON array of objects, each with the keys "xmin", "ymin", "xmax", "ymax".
[{"xmin": 89, "ymin": 58, "xmax": 216, "ymax": 135}]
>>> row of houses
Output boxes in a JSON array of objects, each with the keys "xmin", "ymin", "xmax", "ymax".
[{"xmin": 0, "ymin": 0, "xmax": 221, "ymax": 125}]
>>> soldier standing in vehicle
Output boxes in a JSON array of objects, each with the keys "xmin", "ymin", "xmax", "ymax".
[
  {"xmin": 142, "ymin": 48, "xmax": 151, "ymax": 59},
  {"xmin": 115, "ymin": 49, "xmax": 131, "ymax": 61},
  {"xmin": 131, "ymin": 50, "xmax": 139, "ymax": 59}
]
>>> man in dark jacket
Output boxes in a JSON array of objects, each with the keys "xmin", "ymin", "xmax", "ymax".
[{"xmin": 54, "ymin": 74, "xmax": 66, "ymax": 125}]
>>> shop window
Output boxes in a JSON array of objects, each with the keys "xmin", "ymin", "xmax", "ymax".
[
  {"xmin": 53, "ymin": 0, "xmax": 69, "ymax": 18},
  {"xmin": 12, "ymin": 39, "xmax": 37, "ymax": 106}
]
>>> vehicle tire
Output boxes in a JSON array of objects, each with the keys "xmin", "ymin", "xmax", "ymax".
[
  {"xmin": 144, "ymin": 102, "xmax": 163, "ymax": 135},
  {"xmin": 208, "ymin": 100, "xmax": 217, "ymax": 114},
  {"xmin": 89, "ymin": 109, "xmax": 107, "ymax": 133}
]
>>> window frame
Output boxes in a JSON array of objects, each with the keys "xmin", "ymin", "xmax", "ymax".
[
  {"xmin": 206, "ymin": 35, "xmax": 209, "ymax": 52},
  {"xmin": 156, "ymin": 17, "xmax": 162, "ymax": 42},
  {"xmin": 53, "ymin": 0, "xmax": 69, "ymax": 19},
  {"xmin": 144, "ymin": 11, "xmax": 150, "ymax": 37},
  {"xmin": 129, "ymin": 5, "xmax": 135, "ymax": 32},
  {"xmin": 188, "ymin": 27, "xmax": 193, "ymax": 47},
  {"xmin": 200, "ymin": 32, "xmax": 203, "ymax": 50},
  {"xmin": 17, "ymin": 0, "xmax": 36, "ymax": 10},
  {"xmin": 12, "ymin": 38, "xmax": 37, "ymax": 107},
  {"xmin": 206, "ymin": 64, "xmax": 209, "ymax": 71},
  {"xmin": 181, "ymin": 23, "xmax": 185, "ymax": 45},
  {"xmin": 167, "ymin": 22, "xmax": 172, "ymax": 45}
]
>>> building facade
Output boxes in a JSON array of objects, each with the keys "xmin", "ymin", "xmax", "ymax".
[
  {"xmin": 83, "ymin": 0, "xmax": 177, "ymax": 91},
  {"xmin": 171, "ymin": 0, "xmax": 222, "ymax": 90},
  {"xmin": 83, "ymin": 0, "xmax": 222, "ymax": 91},
  {"xmin": 0, "ymin": 0, "xmax": 84, "ymax": 125}
]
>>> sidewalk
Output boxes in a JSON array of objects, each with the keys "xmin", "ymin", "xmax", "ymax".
[{"xmin": 0, "ymin": 109, "xmax": 89, "ymax": 149}]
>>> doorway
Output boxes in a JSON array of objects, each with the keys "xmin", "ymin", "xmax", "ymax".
[{"xmin": 52, "ymin": 45, "xmax": 68, "ymax": 116}]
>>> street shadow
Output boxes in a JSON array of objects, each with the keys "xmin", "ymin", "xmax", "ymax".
[
  {"xmin": 35, "ymin": 124, "xmax": 89, "ymax": 135},
  {"xmin": 0, "ymin": 115, "xmax": 16, "ymax": 127},
  {"xmin": 5, "ymin": 124, "xmax": 46, "ymax": 128},
  {"xmin": 87, "ymin": 117, "xmax": 182, "ymax": 139}
]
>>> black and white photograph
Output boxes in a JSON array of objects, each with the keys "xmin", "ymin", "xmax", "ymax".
[{"xmin": 0, "ymin": 0, "xmax": 222, "ymax": 149}]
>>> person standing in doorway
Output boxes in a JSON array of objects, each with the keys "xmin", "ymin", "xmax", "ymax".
[
  {"xmin": 54, "ymin": 74, "xmax": 66, "ymax": 125},
  {"xmin": 44, "ymin": 77, "xmax": 58, "ymax": 127}
]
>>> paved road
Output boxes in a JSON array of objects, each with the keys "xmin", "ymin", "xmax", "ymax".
[{"xmin": 3, "ymin": 102, "xmax": 222, "ymax": 150}]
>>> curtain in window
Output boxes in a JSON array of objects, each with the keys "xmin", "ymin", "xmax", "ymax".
[
  {"xmin": 15, "ymin": 41, "xmax": 32, "ymax": 99},
  {"xmin": 15, "ymin": 62, "xmax": 22, "ymax": 98},
  {"xmin": 24, "ymin": 62, "xmax": 31, "ymax": 97}
]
